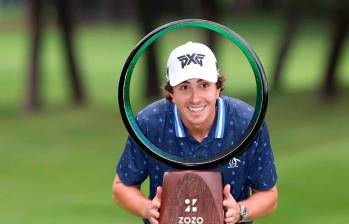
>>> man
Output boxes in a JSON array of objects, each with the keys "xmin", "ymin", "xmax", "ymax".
[{"xmin": 113, "ymin": 42, "xmax": 278, "ymax": 224}]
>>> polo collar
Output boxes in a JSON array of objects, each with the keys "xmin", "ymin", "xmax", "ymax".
[{"xmin": 173, "ymin": 97, "xmax": 226, "ymax": 138}]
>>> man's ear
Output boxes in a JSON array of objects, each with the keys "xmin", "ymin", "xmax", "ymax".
[
  {"xmin": 169, "ymin": 92, "xmax": 175, "ymax": 104},
  {"xmin": 216, "ymin": 87, "xmax": 221, "ymax": 99}
]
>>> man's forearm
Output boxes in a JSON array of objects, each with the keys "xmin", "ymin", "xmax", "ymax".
[
  {"xmin": 112, "ymin": 175, "xmax": 151, "ymax": 219},
  {"xmin": 239, "ymin": 185, "xmax": 278, "ymax": 221}
]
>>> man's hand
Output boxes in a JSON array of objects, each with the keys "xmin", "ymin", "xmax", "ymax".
[
  {"xmin": 146, "ymin": 186, "xmax": 162, "ymax": 224},
  {"xmin": 223, "ymin": 184, "xmax": 241, "ymax": 224}
]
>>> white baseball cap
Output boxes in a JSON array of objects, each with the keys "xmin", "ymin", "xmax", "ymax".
[{"xmin": 166, "ymin": 42, "xmax": 219, "ymax": 86}]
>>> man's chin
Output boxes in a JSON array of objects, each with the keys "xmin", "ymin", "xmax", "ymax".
[{"xmin": 187, "ymin": 118, "xmax": 207, "ymax": 127}]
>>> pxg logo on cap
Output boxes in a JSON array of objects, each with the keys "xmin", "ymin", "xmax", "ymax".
[
  {"xmin": 167, "ymin": 42, "xmax": 219, "ymax": 87},
  {"xmin": 177, "ymin": 53, "xmax": 205, "ymax": 68}
]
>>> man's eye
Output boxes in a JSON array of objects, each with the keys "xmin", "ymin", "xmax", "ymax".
[
  {"xmin": 179, "ymin": 85, "xmax": 188, "ymax": 90},
  {"xmin": 202, "ymin": 83, "xmax": 210, "ymax": 88}
]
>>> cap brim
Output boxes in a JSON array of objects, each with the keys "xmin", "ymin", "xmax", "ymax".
[{"xmin": 170, "ymin": 73, "xmax": 218, "ymax": 86}]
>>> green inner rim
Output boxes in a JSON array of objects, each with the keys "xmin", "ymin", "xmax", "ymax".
[{"xmin": 124, "ymin": 21, "xmax": 263, "ymax": 164}]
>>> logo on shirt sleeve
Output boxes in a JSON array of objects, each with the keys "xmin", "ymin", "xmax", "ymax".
[{"xmin": 228, "ymin": 158, "xmax": 241, "ymax": 168}]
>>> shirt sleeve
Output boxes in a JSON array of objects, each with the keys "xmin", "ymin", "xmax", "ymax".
[
  {"xmin": 246, "ymin": 122, "xmax": 277, "ymax": 190},
  {"xmin": 116, "ymin": 136, "xmax": 149, "ymax": 186}
]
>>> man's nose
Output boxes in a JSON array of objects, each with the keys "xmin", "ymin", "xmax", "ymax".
[{"xmin": 190, "ymin": 89, "xmax": 201, "ymax": 104}]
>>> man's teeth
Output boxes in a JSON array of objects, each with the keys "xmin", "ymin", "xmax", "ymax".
[{"xmin": 188, "ymin": 106, "xmax": 205, "ymax": 112}]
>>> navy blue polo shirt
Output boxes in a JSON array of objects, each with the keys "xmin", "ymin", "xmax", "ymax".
[{"xmin": 117, "ymin": 96, "xmax": 277, "ymax": 220}]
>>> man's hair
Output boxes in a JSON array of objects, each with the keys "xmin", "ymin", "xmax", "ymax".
[{"xmin": 162, "ymin": 76, "xmax": 226, "ymax": 102}]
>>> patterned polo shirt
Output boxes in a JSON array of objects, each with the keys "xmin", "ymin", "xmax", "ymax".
[{"xmin": 117, "ymin": 96, "xmax": 277, "ymax": 223}]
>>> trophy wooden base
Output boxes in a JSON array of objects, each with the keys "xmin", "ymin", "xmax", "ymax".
[{"xmin": 159, "ymin": 171, "xmax": 224, "ymax": 224}]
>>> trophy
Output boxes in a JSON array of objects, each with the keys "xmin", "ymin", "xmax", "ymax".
[
  {"xmin": 159, "ymin": 171, "xmax": 224, "ymax": 223},
  {"xmin": 118, "ymin": 19, "xmax": 268, "ymax": 224}
]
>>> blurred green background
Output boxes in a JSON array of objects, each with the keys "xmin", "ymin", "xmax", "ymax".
[{"xmin": 1, "ymin": 1, "xmax": 349, "ymax": 223}]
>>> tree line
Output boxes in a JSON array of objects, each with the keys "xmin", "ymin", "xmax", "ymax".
[{"xmin": 25, "ymin": 0, "xmax": 349, "ymax": 110}]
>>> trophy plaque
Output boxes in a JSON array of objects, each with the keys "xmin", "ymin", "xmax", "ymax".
[{"xmin": 159, "ymin": 171, "xmax": 224, "ymax": 224}]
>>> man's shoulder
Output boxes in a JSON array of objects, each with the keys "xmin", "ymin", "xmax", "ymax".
[
  {"xmin": 136, "ymin": 99, "xmax": 171, "ymax": 122},
  {"xmin": 221, "ymin": 96, "xmax": 254, "ymax": 120}
]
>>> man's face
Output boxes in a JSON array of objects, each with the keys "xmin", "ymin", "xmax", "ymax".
[{"xmin": 170, "ymin": 78, "xmax": 221, "ymax": 129}]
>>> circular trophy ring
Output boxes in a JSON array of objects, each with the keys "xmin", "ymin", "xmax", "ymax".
[{"xmin": 118, "ymin": 19, "xmax": 268, "ymax": 169}]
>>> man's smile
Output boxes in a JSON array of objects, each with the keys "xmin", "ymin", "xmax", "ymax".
[{"xmin": 187, "ymin": 105, "xmax": 206, "ymax": 113}]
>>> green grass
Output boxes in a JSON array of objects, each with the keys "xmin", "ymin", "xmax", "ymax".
[
  {"xmin": 261, "ymin": 90, "xmax": 349, "ymax": 223},
  {"xmin": 1, "ymin": 15, "xmax": 349, "ymax": 223}
]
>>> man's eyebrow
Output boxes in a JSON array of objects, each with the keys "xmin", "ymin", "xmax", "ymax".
[
  {"xmin": 179, "ymin": 79, "xmax": 206, "ymax": 85},
  {"xmin": 179, "ymin": 81, "xmax": 189, "ymax": 84}
]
